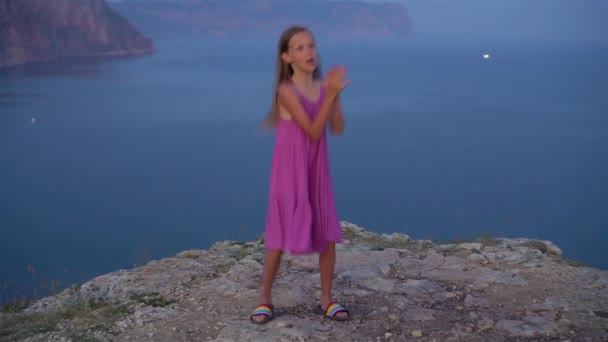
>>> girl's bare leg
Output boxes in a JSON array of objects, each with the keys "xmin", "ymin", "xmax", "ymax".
[
  {"xmin": 251, "ymin": 249, "xmax": 282, "ymax": 322},
  {"xmin": 319, "ymin": 242, "xmax": 348, "ymax": 319}
]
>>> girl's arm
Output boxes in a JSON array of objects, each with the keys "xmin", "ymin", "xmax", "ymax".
[
  {"xmin": 329, "ymin": 96, "xmax": 345, "ymax": 136},
  {"xmin": 277, "ymin": 83, "xmax": 339, "ymax": 141}
]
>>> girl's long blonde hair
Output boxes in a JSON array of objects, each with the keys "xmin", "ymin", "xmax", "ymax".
[{"xmin": 261, "ymin": 26, "xmax": 322, "ymax": 128}]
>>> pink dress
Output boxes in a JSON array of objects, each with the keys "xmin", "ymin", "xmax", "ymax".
[{"xmin": 264, "ymin": 84, "xmax": 343, "ymax": 255}]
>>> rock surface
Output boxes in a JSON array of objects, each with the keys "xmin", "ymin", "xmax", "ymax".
[
  {"xmin": 0, "ymin": 0, "xmax": 155, "ymax": 69},
  {"xmin": 1, "ymin": 222, "xmax": 607, "ymax": 341}
]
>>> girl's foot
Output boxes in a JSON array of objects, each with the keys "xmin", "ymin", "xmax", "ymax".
[
  {"xmin": 318, "ymin": 301, "xmax": 349, "ymax": 321},
  {"xmin": 250, "ymin": 304, "xmax": 275, "ymax": 324}
]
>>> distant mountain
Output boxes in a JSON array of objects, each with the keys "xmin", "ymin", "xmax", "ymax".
[
  {"xmin": 0, "ymin": 0, "xmax": 155, "ymax": 69},
  {"xmin": 108, "ymin": 0, "xmax": 413, "ymax": 38}
]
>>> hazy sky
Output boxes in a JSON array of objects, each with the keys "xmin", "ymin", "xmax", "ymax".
[{"xmin": 378, "ymin": 0, "xmax": 607, "ymax": 42}]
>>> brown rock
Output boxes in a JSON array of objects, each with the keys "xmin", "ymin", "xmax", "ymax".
[{"xmin": 0, "ymin": 0, "xmax": 155, "ymax": 69}]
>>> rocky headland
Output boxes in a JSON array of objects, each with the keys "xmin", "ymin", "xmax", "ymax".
[
  {"xmin": 0, "ymin": 0, "xmax": 155, "ymax": 69},
  {"xmin": 1, "ymin": 222, "xmax": 607, "ymax": 341}
]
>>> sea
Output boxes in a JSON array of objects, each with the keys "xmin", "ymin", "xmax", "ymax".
[{"xmin": 1, "ymin": 35, "xmax": 607, "ymax": 304}]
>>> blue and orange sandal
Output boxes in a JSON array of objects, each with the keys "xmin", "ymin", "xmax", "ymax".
[
  {"xmin": 315, "ymin": 302, "xmax": 350, "ymax": 321},
  {"xmin": 250, "ymin": 304, "xmax": 275, "ymax": 324}
]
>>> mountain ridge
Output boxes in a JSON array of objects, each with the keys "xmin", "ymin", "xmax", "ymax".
[{"xmin": 108, "ymin": 0, "xmax": 414, "ymax": 38}]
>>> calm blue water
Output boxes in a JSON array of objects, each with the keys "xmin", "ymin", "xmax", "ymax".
[{"xmin": 1, "ymin": 36, "xmax": 607, "ymax": 304}]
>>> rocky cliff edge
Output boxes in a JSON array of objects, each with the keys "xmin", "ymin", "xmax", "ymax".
[{"xmin": 1, "ymin": 222, "xmax": 607, "ymax": 341}]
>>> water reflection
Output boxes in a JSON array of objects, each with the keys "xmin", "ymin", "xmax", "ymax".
[
  {"xmin": 0, "ymin": 53, "xmax": 149, "ymax": 80},
  {"xmin": 0, "ymin": 54, "xmax": 150, "ymax": 107}
]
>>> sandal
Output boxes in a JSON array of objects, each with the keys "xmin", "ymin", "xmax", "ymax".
[
  {"xmin": 250, "ymin": 304, "xmax": 275, "ymax": 324},
  {"xmin": 315, "ymin": 302, "xmax": 350, "ymax": 321}
]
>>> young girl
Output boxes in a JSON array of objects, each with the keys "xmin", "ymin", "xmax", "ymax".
[{"xmin": 250, "ymin": 26, "xmax": 350, "ymax": 324}]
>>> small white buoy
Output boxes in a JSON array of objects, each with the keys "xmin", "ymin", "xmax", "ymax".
[
  {"xmin": 31, "ymin": 117, "xmax": 37, "ymax": 124},
  {"xmin": 483, "ymin": 53, "xmax": 490, "ymax": 59}
]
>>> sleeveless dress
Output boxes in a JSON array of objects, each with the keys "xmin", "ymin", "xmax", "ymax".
[{"xmin": 264, "ymin": 83, "xmax": 343, "ymax": 255}]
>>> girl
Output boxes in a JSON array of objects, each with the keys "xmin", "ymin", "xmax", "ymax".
[{"xmin": 250, "ymin": 26, "xmax": 350, "ymax": 324}]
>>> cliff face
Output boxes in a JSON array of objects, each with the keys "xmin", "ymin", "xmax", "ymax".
[
  {"xmin": 1, "ymin": 222, "xmax": 607, "ymax": 341},
  {"xmin": 109, "ymin": 0, "xmax": 413, "ymax": 38},
  {"xmin": 0, "ymin": 0, "xmax": 155, "ymax": 69}
]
